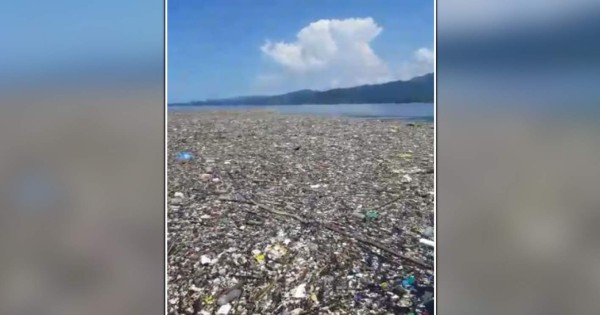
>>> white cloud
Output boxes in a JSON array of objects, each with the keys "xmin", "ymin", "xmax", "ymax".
[
  {"xmin": 256, "ymin": 18, "xmax": 434, "ymax": 94},
  {"xmin": 398, "ymin": 47, "xmax": 434, "ymax": 80},
  {"xmin": 258, "ymin": 18, "xmax": 392, "ymax": 92}
]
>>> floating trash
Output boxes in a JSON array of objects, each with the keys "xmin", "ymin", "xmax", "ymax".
[
  {"xmin": 291, "ymin": 283, "xmax": 307, "ymax": 298},
  {"xmin": 254, "ymin": 253, "xmax": 265, "ymax": 263},
  {"xmin": 216, "ymin": 303, "xmax": 232, "ymax": 314},
  {"xmin": 266, "ymin": 243, "xmax": 288, "ymax": 260},
  {"xmin": 203, "ymin": 295, "xmax": 215, "ymax": 305},
  {"xmin": 402, "ymin": 275, "xmax": 416, "ymax": 288},
  {"xmin": 167, "ymin": 113, "xmax": 434, "ymax": 314},
  {"xmin": 218, "ymin": 288, "xmax": 242, "ymax": 305},
  {"xmin": 365, "ymin": 210, "xmax": 380, "ymax": 220},
  {"xmin": 419, "ymin": 238, "xmax": 435, "ymax": 248},
  {"xmin": 176, "ymin": 151, "xmax": 194, "ymax": 161},
  {"xmin": 310, "ymin": 292, "xmax": 318, "ymax": 304}
]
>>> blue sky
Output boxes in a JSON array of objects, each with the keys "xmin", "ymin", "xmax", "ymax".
[{"xmin": 168, "ymin": 0, "xmax": 433, "ymax": 103}]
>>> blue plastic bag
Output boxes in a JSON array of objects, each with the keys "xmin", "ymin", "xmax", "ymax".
[{"xmin": 176, "ymin": 151, "xmax": 194, "ymax": 161}]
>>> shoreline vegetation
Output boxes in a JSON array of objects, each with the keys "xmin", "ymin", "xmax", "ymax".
[{"xmin": 168, "ymin": 111, "xmax": 434, "ymax": 314}]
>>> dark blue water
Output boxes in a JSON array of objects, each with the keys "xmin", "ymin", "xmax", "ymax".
[{"xmin": 169, "ymin": 103, "xmax": 433, "ymax": 122}]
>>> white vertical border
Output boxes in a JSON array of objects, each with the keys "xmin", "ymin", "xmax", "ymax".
[
  {"xmin": 433, "ymin": 0, "xmax": 437, "ymax": 312},
  {"xmin": 164, "ymin": 0, "xmax": 169, "ymax": 313}
]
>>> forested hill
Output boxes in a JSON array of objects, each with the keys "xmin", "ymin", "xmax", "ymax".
[{"xmin": 174, "ymin": 73, "xmax": 433, "ymax": 105}]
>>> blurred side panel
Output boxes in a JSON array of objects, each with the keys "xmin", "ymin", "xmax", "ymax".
[
  {"xmin": 437, "ymin": 1, "xmax": 600, "ymax": 314},
  {"xmin": 0, "ymin": 1, "xmax": 165, "ymax": 315}
]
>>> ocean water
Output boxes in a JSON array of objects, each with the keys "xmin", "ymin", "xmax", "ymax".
[{"xmin": 168, "ymin": 103, "xmax": 434, "ymax": 122}]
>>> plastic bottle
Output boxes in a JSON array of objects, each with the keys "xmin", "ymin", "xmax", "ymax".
[
  {"xmin": 217, "ymin": 289, "xmax": 242, "ymax": 305},
  {"xmin": 419, "ymin": 238, "xmax": 434, "ymax": 248}
]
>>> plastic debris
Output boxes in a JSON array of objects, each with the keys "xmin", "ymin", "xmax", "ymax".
[
  {"xmin": 200, "ymin": 255, "xmax": 213, "ymax": 265},
  {"xmin": 216, "ymin": 303, "xmax": 232, "ymax": 314},
  {"xmin": 254, "ymin": 253, "xmax": 265, "ymax": 263},
  {"xmin": 421, "ymin": 291, "xmax": 434, "ymax": 304},
  {"xmin": 310, "ymin": 292, "xmax": 319, "ymax": 304},
  {"xmin": 365, "ymin": 210, "xmax": 380, "ymax": 220},
  {"xmin": 400, "ymin": 153, "xmax": 413, "ymax": 159},
  {"xmin": 291, "ymin": 283, "xmax": 307, "ymax": 298},
  {"xmin": 203, "ymin": 295, "xmax": 215, "ymax": 305},
  {"xmin": 217, "ymin": 289, "xmax": 242, "ymax": 305},
  {"xmin": 401, "ymin": 275, "xmax": 417, "ymax": 289},
  {"xmin": 168, "ymin": 112, "xmax": 434, "ymax": 314},
  {"xmin": 419, "ymin": 238, "xmax": 435, "ymax": 248},
  {"xmin": 176, "ymin": 151, "xmax": 194, "ymax": 161},
  {"xmin": 266, "ymin": 243, "xmax": 287, "ymax": 260},
  {"xmin": 400, "ymin": 296, "xmax": 413, "ymax": 307},
  {"xmin": 423, "ymin": 226, "xmax": 434, "ymax": 238}
]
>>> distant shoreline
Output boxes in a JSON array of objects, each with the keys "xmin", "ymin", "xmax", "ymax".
[{"xmin": 168, "ymin": 104, "xmax": 433, "ymax": 123}]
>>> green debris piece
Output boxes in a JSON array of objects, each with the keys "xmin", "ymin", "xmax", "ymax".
[
  {"xmin": 365, "ymin": 210, "xmax": 380, "ymax": 220},
  {"xmin": 203, "ymin": 295, "xmax": 215, "ymax": 305},
  {"xmin": 406, "ymin": 275, "xmax": 416, "ymax": 285}
]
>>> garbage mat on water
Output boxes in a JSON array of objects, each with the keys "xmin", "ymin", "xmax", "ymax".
[{"xmin": 167, "ymin": 113, "xmax": 434, "ymax": 314}]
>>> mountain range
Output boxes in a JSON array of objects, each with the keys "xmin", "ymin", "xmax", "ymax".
[{"xmin": 172, "ymin": 73, "xmax": 433, "ymax": 106}]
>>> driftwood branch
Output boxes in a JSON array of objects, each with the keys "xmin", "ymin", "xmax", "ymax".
[
  {"xmin": 218, "ymin": 196, "xmax": 431, "ymax": 270},
  {"xmin": 370, "ymin": 195, "xmax": 403, "ymax": 211}
]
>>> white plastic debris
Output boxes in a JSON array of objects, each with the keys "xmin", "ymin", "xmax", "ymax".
[
  {"xmin": 216, "ymin": 303, "xmax": 232, "ymax": 314},
  {"xmin": 266, "ymin": 243, "xmax": 287, "ymax": 260},
  {"xmin": 174, "ymin": 192, "xmax": 185, "ymax": 198},
  {"xmin": 423, "ymin": 227, "xmax": 434, "ymax": 238},
  {"xmin": 402, "ymin": 174, "xmax": 413, "ymax": 182},
  {"xmin": 200, "ymin": 255, "xmax": 212, "ymax": 265},
  {"xmin": 291, "ymin": 283, "xmax": 307, "ymax": 298},
  {"xmin": 419, "ymin": 238, "xmax": 435, "ymax": 248}
]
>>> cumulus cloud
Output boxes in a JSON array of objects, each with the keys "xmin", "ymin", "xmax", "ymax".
[
  {"xmin": 398, "ymin": 47, "xmax": 434, "ymax": 80},
  {"xmin": 256, "ymin": 18, "xmax": 434, "ymax": 94},
  {"xmin": 258, "ymin": 18, "xmax": 393, "ymax": 92}
]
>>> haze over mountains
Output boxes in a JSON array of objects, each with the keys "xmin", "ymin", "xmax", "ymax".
[{"xmin": 172, "ymin": 73, "xmax": 433, "ymax": 105}]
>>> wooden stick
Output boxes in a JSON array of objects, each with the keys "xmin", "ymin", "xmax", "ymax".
[{"xmin": 219, "ymin": 196, "xmax": 432, "ymax": 270}]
